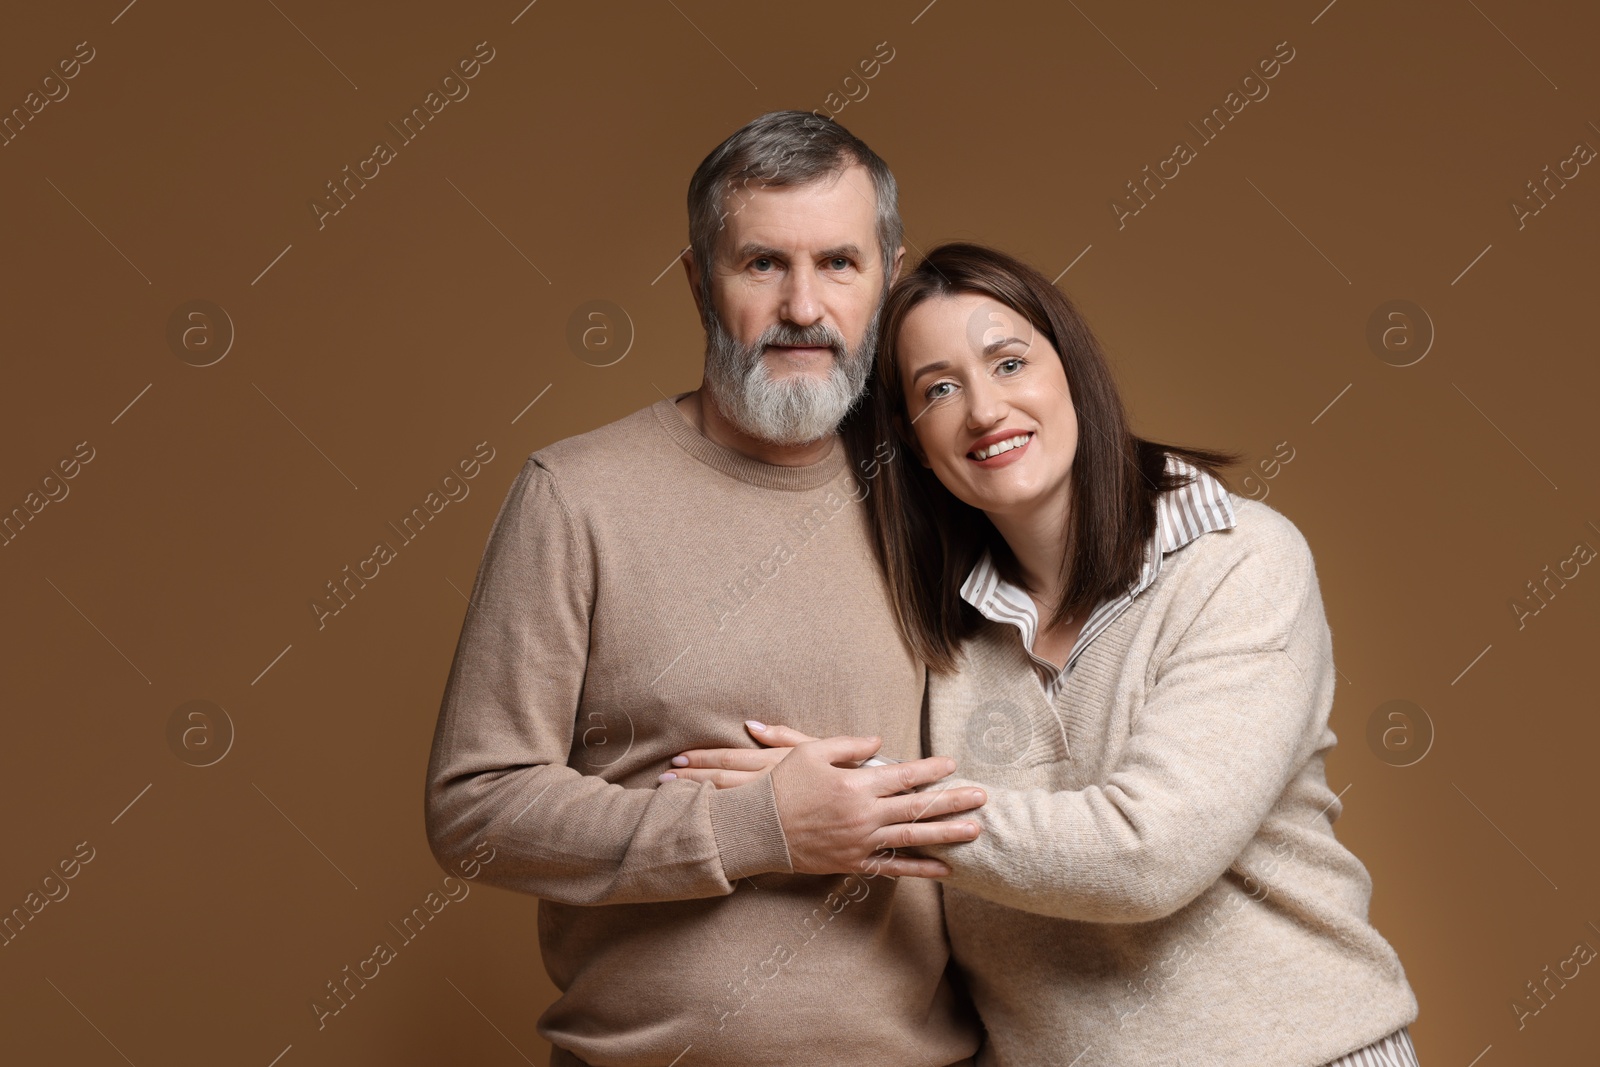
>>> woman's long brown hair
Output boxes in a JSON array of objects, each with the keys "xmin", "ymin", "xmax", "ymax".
[{"xmin": 842, "ymin": 241, "xmax": 1241, "ymax": 674}]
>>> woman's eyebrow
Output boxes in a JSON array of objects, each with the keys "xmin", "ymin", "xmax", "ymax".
[
  {"xmin": 982, "ymin": 336, "xmax": 1029, "ymax": 355},
  {"xmin": 910, "ymin": 360, "xmax": 951, "ymax": 384}
]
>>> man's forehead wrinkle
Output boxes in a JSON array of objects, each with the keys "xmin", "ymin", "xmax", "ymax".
[
  {"xmin": 736, "ymin": 160, "xmax": 851, "ymax": 197},
  {"xmin": 710, "ymin": 164, "xmax": 879, "ymax": 270},
  {"xmin": 725, "ymin": 165, "xmax": 874, "ymax": 220},
  {"xmin": 724, "ymin": 222, "xmax": 875, "ymax": 262},
  {"xmin": 732, "ymin": 175, "xmax": 870, "ymax": 219}
]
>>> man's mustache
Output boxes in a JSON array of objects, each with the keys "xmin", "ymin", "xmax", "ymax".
[{"xmin": 753, "ymin": 323, "xmax": 847, "ymax": 359}]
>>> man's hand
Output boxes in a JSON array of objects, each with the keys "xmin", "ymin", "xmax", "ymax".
[
  {"xmin": 664, "ymin": 730, "xmax": 983, "ymax": 880},
  {"xmin": 663, "ymin": 723, "xmax": 986, "ymax": 877},
  {"xmin": 770, "ymin": 735, "xmax": 985, "ymax": 878}
]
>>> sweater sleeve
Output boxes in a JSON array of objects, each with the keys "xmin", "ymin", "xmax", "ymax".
[
  {"xmin": 920, "ymin": 518, "xmax": 1332, "ymax": 923},
  {"xmin": 423, "ymin": 457, "xmax": 793, "ymax": 906}
]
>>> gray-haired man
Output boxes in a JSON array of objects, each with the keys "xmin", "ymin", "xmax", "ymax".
[{"xmin": 425, "ymin": 110, "xmax": 985, "ymax": 1066}]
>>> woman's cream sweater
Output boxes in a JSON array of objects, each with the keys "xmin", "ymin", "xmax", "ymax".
[{"xmin": 920, "ymin": 495, "xmax": 1418, "ymax": 1067}]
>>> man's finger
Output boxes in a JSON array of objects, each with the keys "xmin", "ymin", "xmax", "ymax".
[
  {"xmin": 671, "ymin": 747, "xmax": 783, "ymax": 772},
  {"xmin": 871, "ymin": 819, "xmax": 981, "ymax": 851},
  {"xmin": 856, "ymin": 855, "xmax": 952, "ymax": 879},
  {"xmin": 867, "ymin": 754, "xmax": 957, "ymax": 796},
  {"xmin": 884, "ymin": 785, "xmax": 986, "ymax": 826},
  {"xmin": 746, "ymin": 721, "xmax": 819, "ymax": 748}
]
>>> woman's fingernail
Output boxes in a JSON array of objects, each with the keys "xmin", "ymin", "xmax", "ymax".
[
  {"xmin": 658, "ymin": 772, "xmax": 677, "ymax": 782},
  {"xmin": 671, "ymin": 755, "xmax": 689, "ymax": 767},
  {"xmin": 745, "ymin": 720, "xmax": 766, "ymax": 732}
]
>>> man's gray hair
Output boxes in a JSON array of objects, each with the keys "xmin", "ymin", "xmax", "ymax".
[{"xmin": 685, "ymin": 110, "xmax": 902, "ymax": 313}]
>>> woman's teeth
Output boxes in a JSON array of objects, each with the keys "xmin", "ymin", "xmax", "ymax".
[{"xmin": 970, "ymin": 433, "xmax": 1031, "ymax": 460}]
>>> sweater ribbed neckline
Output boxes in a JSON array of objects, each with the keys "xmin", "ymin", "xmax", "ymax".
[{"xmin": 651, "ymin": 391, "xmax": 848, "ymax": 492}]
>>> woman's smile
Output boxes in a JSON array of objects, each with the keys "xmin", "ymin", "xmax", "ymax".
[{"xmin": 967, "ymin": 430, "xmax": 1034, "ymax": 467}]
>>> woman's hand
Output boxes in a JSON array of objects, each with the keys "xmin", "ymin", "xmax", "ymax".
[{"xmin": 660, "ymin": 721, "xmax": 819, "ymax": 788}]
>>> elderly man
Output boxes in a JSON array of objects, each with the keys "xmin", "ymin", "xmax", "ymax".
[{"xmin": 424, "ymin": 110, "xmax": 986, "ymax": 1067}]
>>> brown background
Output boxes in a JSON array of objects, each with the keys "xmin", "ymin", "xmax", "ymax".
[{"xmin": 2, "ymin": 0, "xmax": 1597, "ymax": 1063}]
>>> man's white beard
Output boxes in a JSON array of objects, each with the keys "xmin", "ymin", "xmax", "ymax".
[{"xmin": 701, "ymin": 303, "xmax": 880, "ymax": 447}]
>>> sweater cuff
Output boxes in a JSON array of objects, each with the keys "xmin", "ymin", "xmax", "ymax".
[{"xmin": 707, "ymin": 774, "xmax": 793, "ymax": 881}]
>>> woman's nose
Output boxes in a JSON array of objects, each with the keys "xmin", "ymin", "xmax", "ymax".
[{"xmin": 964, "ymin": 376, "xmax": 1009, "ymax": 427}]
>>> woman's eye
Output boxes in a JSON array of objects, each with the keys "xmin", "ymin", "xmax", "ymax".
[
  {"xmin": 925, "ymin": 382, "xmax": 953, "ymax": 400},
  {"xmin": 997, "ymin": 357, "xmax": 1024, "ymax": 374}
]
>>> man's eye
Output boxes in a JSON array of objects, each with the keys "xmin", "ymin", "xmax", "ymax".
[
  {"xmin": 828, "ymin": 257, "xmax": 851, "ymax": 270},
  {"xmin": 752, "ymin": 258, "xmax": 775, "ymax": 271}
]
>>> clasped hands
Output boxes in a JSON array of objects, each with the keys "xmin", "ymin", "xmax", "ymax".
[{"xmin": 658, "ymin": 721, "xmax": 986, "ymax": 880}]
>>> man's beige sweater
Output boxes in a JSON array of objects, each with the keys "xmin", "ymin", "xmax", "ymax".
[
  {"xmin": 424, "ymin": 393, "xmax": 980, "ymax": 1067},
  {"xmin": 921, "ymin": 497, "xmax": 1419, "ymax": 1067}
]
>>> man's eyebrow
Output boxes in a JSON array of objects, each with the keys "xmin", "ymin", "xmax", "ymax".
[
  {"xmin": 729, "ymin": 243, "xmax": 866, "ymax": 262},
  {"xmin": 982, "ymin": 336, "xmax": 1029, "ymax": 356},
  {"xmin": 732, "ymin": 242, "xmax": 786, "ymax": 262}
]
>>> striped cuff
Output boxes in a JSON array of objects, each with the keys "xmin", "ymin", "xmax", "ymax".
[
  {"xmin": 707, "ymin": 772, "xmax": 793, "ymax": 882},
  {"xmin": 1324, "ymin": 1027, "xmax": 1419, "ymax": 1067}
]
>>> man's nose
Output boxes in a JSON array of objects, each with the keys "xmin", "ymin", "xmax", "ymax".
[{"xmin": 779, "ymin": 268, "xmax": 823, "ymax": 327}]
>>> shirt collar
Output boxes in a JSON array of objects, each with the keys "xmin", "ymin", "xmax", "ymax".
[{"xmin": 959, "ymin": 452, "xmax": 1237, "ymax": 631}]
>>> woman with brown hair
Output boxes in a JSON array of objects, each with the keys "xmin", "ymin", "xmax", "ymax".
[{"xmin": 666, "ymin": 242, "xmax": 1420, "ymax": 1066}]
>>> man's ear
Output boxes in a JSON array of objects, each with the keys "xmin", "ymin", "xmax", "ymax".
[
  {"xmin": 888, "ymin": 245, "xmax": 906, "ymax": 287},
  {"xmin": 681, "ymin": 250, "xmax": 704, "ymax": 321}
]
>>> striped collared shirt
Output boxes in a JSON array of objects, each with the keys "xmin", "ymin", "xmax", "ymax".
[{"xmin": 958, "ymin": 453, "xmax": 1236, "ymax": 702}]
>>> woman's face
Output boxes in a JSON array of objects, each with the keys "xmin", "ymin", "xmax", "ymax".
[{"xmin": 896, "ymin": 292, "xmax": 1078, "ymax": 521}]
